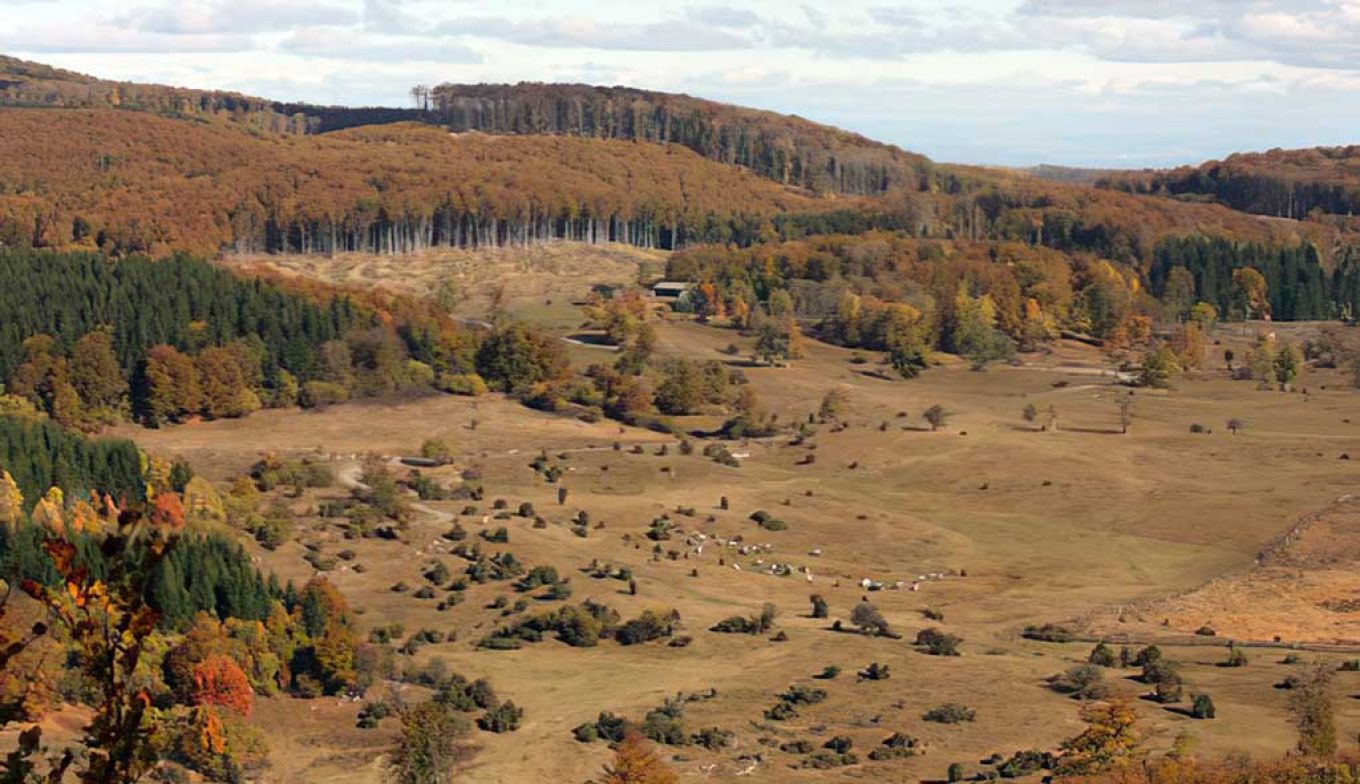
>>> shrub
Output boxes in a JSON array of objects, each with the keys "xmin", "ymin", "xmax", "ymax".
[
  {"xmin": 923, "ymin": 404, "xmax": 949, "ymax": 431},
  {"xmin": 477, "ymin": 701, "xmax": 523, "ymax": 732},
  {"xmin": 1191, "ymin": 693, "xmax": 1216, "ymax": 719},
  {"xmin": 640, "ymin": 699, "xmax": 688, "ymax": 746},
  {"xmin": 851, "ymin": 602, "xmax": 892, "ymax": 636},
  {"xmin": 1088, "ymin": 642, "xmax": 1118, "ymax": 668},
  {"xmin": 780, "ymin": 739, "xmax": 814, "ymax": 754},
  {"xmin": 810, "ymin": 594, "xmax": 829, "ymax": 619},
  {"xmin": 814, "ymin": 665, "xmax": 840, "ymax": 680},
  {"xmin": 1133, "ymin": 645, "xmax": 1163, "ymax": 666},
  {"xmin": 1022, "ymin": 623, "xmax": 1074, "ymax": 643},
  {"xmin": 1047, "ymin": 665, "xmax": 1109, "ymax": 700},
  {"xmin": 868, "ymin": 732, "xmax": 922, "ymax": 761},
  {"xmin": 1223, "ymin": 645, "xmax": 1248, "ymax": 668},
  {"xmin": 915, "ymin": 627, "xmax": 961, "ymax": 656},
  {"xmin": 823, "ymin": 736, "xmax": 853, "ymax": 754},
  {"xmin": 779, "ymin": 684, "xmax": 827, "ymax": 706},
  {"xmin": 426, "ymin": 561, "xmax": 451, "ymax": 585},
  {"xmin": 858, "ymin": 662, "xmax": 891, "ymax": 681},
  {"xmin": 616, "ymin": 609, "xmax": 678, "ymax": 645},
  {"xmin": 572, "ymin": 712, "xmax": 628, "ymax": 744},
  {"xmin": 692, "ymin": 726, "xmax": 734, "ymax": 750},
  {"xmin": 419, "ymin": 438, "xmax": 452, "ymax": 463},
  {"xmin": 299, "ymin": 381, "xmax": 350, "ymax": 409},
  {"xmin": 997, "ymin": 750, "xmax": 1055, "ymax": 778},
  {"xmin": 436, "ymin": 372, "xmax": 488, "ymax": 396},
  {"xmin": 801, "ymin": 750, "xmax": 859, "ymax": 769},
  {"xmin": 923, "ymin": 703, "xmax": 975, "ymax": 724},
  {"xmin": 710, "ymin": 604, "xmax": 776, "ymax": 635}
]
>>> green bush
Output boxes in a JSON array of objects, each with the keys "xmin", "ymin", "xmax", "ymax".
[{"xmin": 923, "ymin": 703, "xmax": 975, "ymax": 724}]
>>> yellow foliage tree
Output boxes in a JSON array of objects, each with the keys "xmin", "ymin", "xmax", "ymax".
[
  {"xmin": 0, "ymin": 470, "xmax": 23, "ymax": 528},
  {"xmin": 1056, "ymin": 698, "xmax": 1142, "ymax": 776},
  {"xmin": 600, "ymin": 732, "xmax": 678, "ymax": 784}
]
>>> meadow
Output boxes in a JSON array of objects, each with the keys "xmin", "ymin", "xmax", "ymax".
[{"xmin": 97, "ymin": 246, "xmax": 1360, "ymax": 782}]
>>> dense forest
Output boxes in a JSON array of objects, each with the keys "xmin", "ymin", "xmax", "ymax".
[
  {"xmin": 0, "ymin": 249, "xmax": 594, "ymax": 428},
  {"xmin": 0, "ymin": 107, "xmax": 1338, "ymax": 270},
  {"xmin": 1149, "ymin": 237, "xmax": 1337, "ymax": 322},
  {"xmin": 0, "ymin": 250, "xmax": 491, "ymax": 427},
  {"xmin": 0, "ymin": 415, "xmax": 143, "ymax": 508},
  {"xmin": 0, "ymin": 523, "xmax": 280, "ymax": 631},
  {"xmin": 1099, "ymin": 146, "xmax": 1360, "ymax": 222},
  {"xmin": 420, "ymin": 82, "xmax": 935, "ymax": 196},
  {"xmin": 0, "ymin": 55, "xmax": 315, "ymax": 134},
  {"xmin": 0, "ymin": 110, "xmax": 824, "ymax": 256}
]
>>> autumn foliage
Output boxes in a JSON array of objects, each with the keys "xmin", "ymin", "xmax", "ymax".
[
  {"xmin": 191, "ymin": 654, "xmax": 255, "ymax": 717},
  {"xmin": 600, "ymin": 732, "xmax": 679, "ymax": 784}
]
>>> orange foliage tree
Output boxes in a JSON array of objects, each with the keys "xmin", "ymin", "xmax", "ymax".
[
  {"xmin": 599, "ymin": 732, "xmax": 678, "ymax": 784},
  {"xmin": 190, "ymin": 654, "xmax": 254, "ymax": 718}
]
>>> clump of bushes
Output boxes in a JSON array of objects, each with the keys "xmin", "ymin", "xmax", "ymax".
[
  {"xmin": 710, "ymin": 603, "xmax": 776, "ymax": 635},
  {"xmin": 915, "ymin": 627, "xmax": 961, "ymax": 656},
  {"xmin": 477, "ymin": 701, "xmax": 523, "ymax": 732},
  {"xmin": 1022, "ymin": 623, "xmax": 1073, "ymax": 642},
  {"xmin": 749, "ymin": 510, "xmax": 787, "ymax": 531},
  {"xmin": 868, "ymin": 732, "xmax": 922, "ymax": 761},
  {"xmin": 997, "ymin": 750, "xmax": 1055, "ymax": 778},
  {"xmin": 923, "ymin": 703, "xmax": 976, "ymax": 724},
  {"xmin": 1046, "ymin": 665, "xmax": 1109, "ymax": 700}
]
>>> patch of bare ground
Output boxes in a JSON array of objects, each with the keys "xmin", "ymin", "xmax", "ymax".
[{"xmin": 1083, "ymin": 497, "xmax": 1360, "ymax": 646}]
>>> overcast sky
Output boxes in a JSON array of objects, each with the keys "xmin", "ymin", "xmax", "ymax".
[{"xmin": 5, "ymin": 0, "xmax": 1359, "ymax": 167}]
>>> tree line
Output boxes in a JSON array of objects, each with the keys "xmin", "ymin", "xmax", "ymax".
[
  {"xmin": 1149, "ymin": 236, "xmax": 1334, "ymax": 321},
  {"xmin": 1100, "ymin": 146, "xmax": 1360, "ymax": 221},
  {"xmin": 0, "ymin": 250, "xmax": 591, "ymax": 429},
  {"xmin": 419, "ymin": 82, "xmax": 936, "ymax": 196},
  {"xmin": 0, "ymin": 415, "xmax": 143, "ymax": 509}
]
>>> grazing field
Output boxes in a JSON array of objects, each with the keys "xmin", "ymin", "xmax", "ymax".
[{"xmin": 123, "ymin": 255, "xmax": 1360, "ymax": 782}]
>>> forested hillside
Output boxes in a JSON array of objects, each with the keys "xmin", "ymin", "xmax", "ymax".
[
  {"xmin": 0, "ymin": 109, "xmax": 825, "ymax": 257},
  {"xmin": 0, "ymin": 54, "xmax": 314, "ymax": 134},
  {"xmin": 1099, "ymin": 146, "xmax": 1360, "ymax": 222},
  {"xmin": 419, "ymin": 83, "xmax": 934, "ymax": 196},
  {"xmin": 0, "ymin": 107, "xmax": 1335, "ymax": 268},
  {"xmin": 0, "ymin": 416, "xmax": 143, "ymax": 507},
  {"xmin": 0, "ymin": 250, "xmax": 496, "ymax": 428}
]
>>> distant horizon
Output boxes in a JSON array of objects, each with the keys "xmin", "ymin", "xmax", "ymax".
[{"xmin": 6, "ymin": 0, "xmax": 1358, "ymax": 169}]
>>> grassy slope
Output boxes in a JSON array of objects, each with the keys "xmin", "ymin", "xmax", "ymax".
[{"xmin": 122, "ymin": 287, "xmax": 1360, "ymax": 781}]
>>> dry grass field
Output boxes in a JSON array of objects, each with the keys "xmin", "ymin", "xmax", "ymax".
[{"xmin": 118, "ymin": 246, "xmax": 1360, "ymax": 782}]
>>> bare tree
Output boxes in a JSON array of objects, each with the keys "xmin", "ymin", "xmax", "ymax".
[{"xmin": 409, "ymin": 84, "xmax": 431, "ymax": 111}]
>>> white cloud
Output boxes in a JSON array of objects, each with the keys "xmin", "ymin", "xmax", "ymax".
[
  {"xmin": 121, "ymin": 0, "xmax": 358, "ymax": 35},
  {"xmin": 279, "ymin": 27, "xmax": 481, "ymax": 62}
]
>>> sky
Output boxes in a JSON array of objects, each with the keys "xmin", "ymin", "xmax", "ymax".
[{"xmin": 4, "ymin": 0, "xmax": 1360, "ymax": 167}]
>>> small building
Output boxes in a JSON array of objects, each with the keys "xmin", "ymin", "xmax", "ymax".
[{"xmin": 651, "ymin": 281, "xmax": 692, "ymax": 299}]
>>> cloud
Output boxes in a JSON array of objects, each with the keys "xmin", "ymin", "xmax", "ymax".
[
  {"xmin": 121, "ymin": 0, "xmax": 358, "ymax": 35},
  {"xmin": 437, "ymin": 15, "xmax": 752, "ymax": 51},
  {"xmin": 280, "ymin": 27, "xmax": 482, "ymax": 63},
  {"xmin": 1, "ymin": 26, "xmax": 255, "ymax": 54},
  {"xmin": 363, "ymin": 0, "xmax": 421, "ymax": 34}
]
